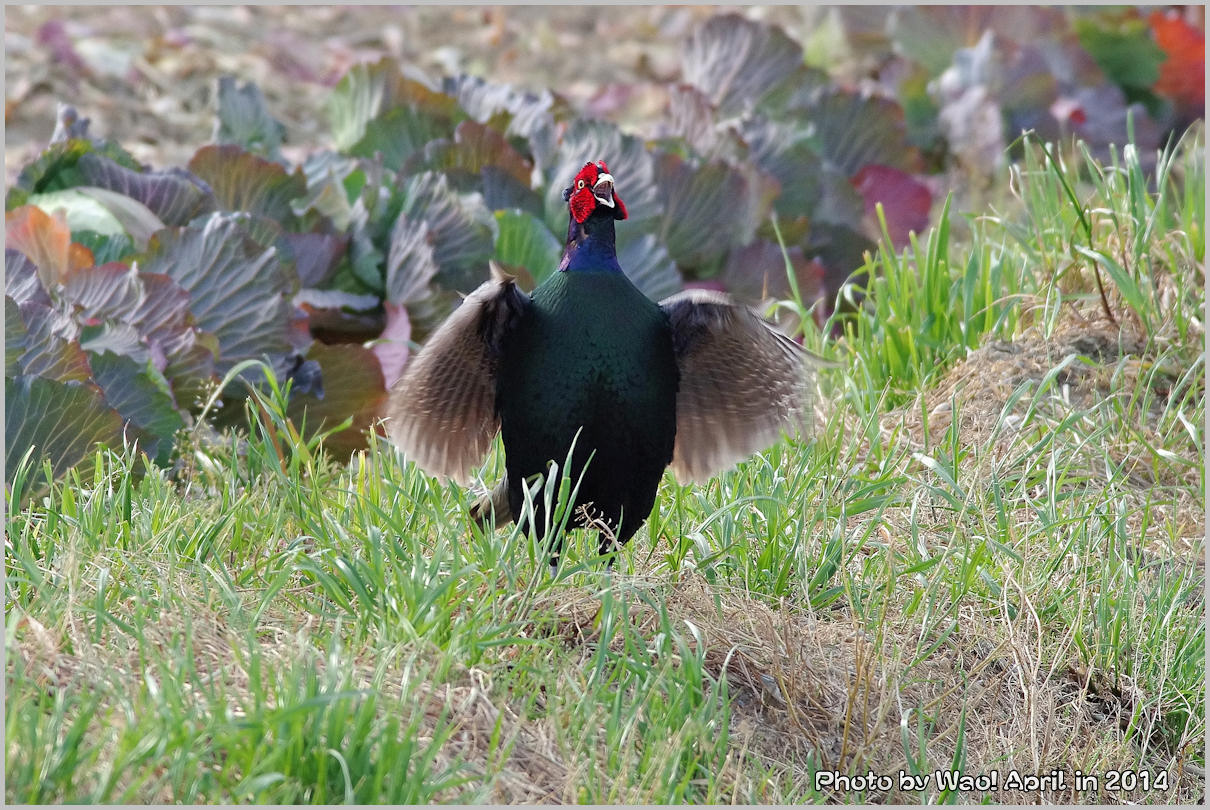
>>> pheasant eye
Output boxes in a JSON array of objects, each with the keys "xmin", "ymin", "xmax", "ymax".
[{"xmin": 577, "ymin": 180, "xmax": 586, "ymax": 189}]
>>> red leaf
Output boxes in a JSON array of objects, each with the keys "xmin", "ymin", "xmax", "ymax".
[
  {"xmin": 1150, "ymin": 10, "xmax": 1205, "ymax": 115},
  {"xmin": 370, "ymin": 301, "xmax": 411, "ymax": 390},
  {"xmin": 1051, "ymin": 97, "xmax": 1088, "ymax": 126},
  {"xmin": 5, "ymin": 205, "xmax": 95, "ymax": 288},
  {"xmin": 187, "ymin": 144, "xmax": 306, "ymax": 223},
  {"xmin": 286, "ymin": 342, "xmax": 388, "ymax": 457},
  {"xmin": 850, "ymin": 165, "xmax": 933, "ymax": 249}
]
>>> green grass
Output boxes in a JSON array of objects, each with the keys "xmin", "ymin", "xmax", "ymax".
[{"xmin": 6, "ymin": 127, "xmax": 1204, "ymax": 803}]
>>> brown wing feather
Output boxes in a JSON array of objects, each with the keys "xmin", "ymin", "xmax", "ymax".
[
  {"xmin": 660, "ymin": 288, "xmax": 818, "ymax": 483},
  {"xmin": 385, "ymin": 268, "xmax": 529, "ymax": 483}
]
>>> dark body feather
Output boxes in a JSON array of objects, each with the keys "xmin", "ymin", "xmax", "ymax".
[{"xmin": 498, "ymin": 258, "xmax": 678, "ymax": 556}]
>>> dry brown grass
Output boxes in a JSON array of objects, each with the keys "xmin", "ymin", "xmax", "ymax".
[
  {"xmin": 885, "ymin": 312, "xmax": 1203, "ymax": 543},
  {"xmin": 11, "ymin": 533, "xmax": 1204, "ymax": 804},
  {"xmin": 510, "ymin": 569, "xmax": 1200, "ymax": 803}
]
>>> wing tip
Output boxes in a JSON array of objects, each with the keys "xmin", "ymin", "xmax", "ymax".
[{"xmin": 489, "ymin": 259, "xmax": 515, "ymax": 284}]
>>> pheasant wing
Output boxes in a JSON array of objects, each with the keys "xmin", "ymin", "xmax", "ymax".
[
  {"xmin": 660, "ymin": 288, "xmax": 816, "ymax": 483},
  {"xmin": 386, "ymin": 266, "xmax": 529, "ymax": 484}
]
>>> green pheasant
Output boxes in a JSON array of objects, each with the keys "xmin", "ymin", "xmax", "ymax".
[{"xmin": 387, "ymin": 160, "xmax": 817, "ymax": 566}]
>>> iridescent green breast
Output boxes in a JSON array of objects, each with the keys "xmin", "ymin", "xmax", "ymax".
[{"xmin": 496, "ymin": 269, "xmax": 678, "ymax": 546}]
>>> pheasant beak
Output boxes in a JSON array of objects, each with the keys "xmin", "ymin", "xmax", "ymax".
[{"xmin": 592, "ymin": 173, "xmax": 616, "ymax": 208}]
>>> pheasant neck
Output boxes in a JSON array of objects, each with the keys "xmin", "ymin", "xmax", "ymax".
[{"xmin": 560, "ymin": 214, "xmax": 621, "ymax": 273}]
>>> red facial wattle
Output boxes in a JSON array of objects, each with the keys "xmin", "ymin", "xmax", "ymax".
[
  {"xmin": 568, "ymin": 161, "xmax": 627, "ymax": 223},
  {"xmin": 569, "ymin": 183, "xmax": 596, "ymax": 223}
]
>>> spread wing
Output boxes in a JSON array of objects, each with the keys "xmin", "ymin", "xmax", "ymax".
[
  {"xmin": 660, "ymin": 288, "xmax": 818, "ymax": 483},
  {"xmin": 385, "ymin": 266, "xmax": 529, "ymax": 484}
]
